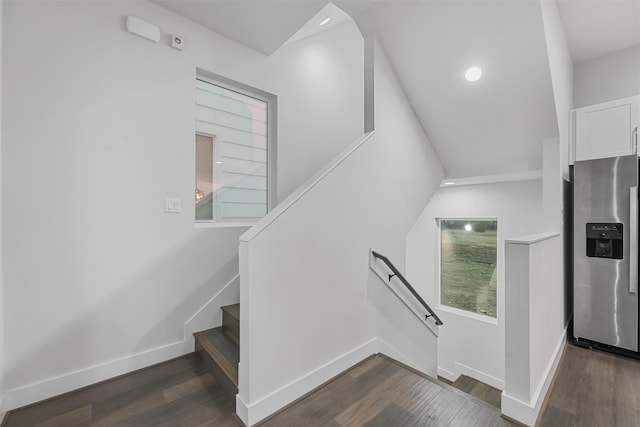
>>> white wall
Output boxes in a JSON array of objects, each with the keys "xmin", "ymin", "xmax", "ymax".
[
  {"xmin": 228, "ymin": 21, "xmax": 364, "ymax": 201},
  {"xmin": 503, "ymin": 233, "xmax": 565, "ymax": 426},
  {"xmin": 2, "ymin": 0, "xmax": 364, "ymax": 408},
  {"xmin": 573, "ymin": 45, "xmax": 640, "ymax": 108},
  {"xmin": 540, "ymin": 0, "xmax": 573, "ymax": 181},
  {"xmin": 237, "ymin": 38, "xmax": 443, "ymax": 425},
  {"xmin": 369, "ymin": 255, "xmax": 438, "ymax": 377},
  {"xmin": 0, "ymin": 0, "xmax": 5, "ymax": 417},
  {"xmin": 406, "ymin": 180, "xmax": 544, "ymax": 388}
]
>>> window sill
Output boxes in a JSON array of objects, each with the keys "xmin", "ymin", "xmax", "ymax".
[
  {"xmin": 436, "ymin": 305, "xmax": 499, "ymax": 325},
  {"xmin": 195, "ymin": 222, "xmax": 255, "ymax": 229}
]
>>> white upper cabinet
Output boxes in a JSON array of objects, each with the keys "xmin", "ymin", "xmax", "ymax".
[{"xmin": 572, "ymin": 95, "xmax": 639, "ymax": 163}]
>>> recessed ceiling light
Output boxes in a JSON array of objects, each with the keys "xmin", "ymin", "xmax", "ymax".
[
  {"xmin": 465, "ymin": 66, "xmax": 482, "ymax": 82},
  {"xmin": 444, "ymin": 181, "xmax": 456, "ymax": 186},
  {"xmin": 319, "ymin": 17, "xmax": 332, "ymax": 26}
]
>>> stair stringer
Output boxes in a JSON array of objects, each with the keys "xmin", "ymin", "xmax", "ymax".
[{"xmin": 183, "ymin": 274, "xmax": 240, "ymax": 351}]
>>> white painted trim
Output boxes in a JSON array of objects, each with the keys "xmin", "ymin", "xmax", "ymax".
[
  {"xmin": 501, "ymin": 392, "xmax": 536, "ymax": 426},
  {"xmin": 454, "ymin": 362, "xmax": 505, "ymax": 390},
  {"xmin": 5, "ymin": 274, "xmax": 241, "ymax": 411},
  {"xmin": 0, "ymin": 393, "xmax": 6, "ymax": 422},
  {"xmin": 237, "ymin": 338, "xmax": 379, "ymax": 426},
  {"xmin": 5, "ymin": 339, "xmax": 189, "ymax": 410},
  {"xmin": 436, "ymin": 305, "xmax": 499, "ymax": 325},
  {"xmin": 237, "ymin": 336, "xmax": 439, "ymax": 426},
  {"xmin": 569, "ymin": 109, "xmax": 576, "ymax": 165},
  {"xmin": 501, "ymin": 327, "xmax": 567, "ymax": 426},
  {"xmin": 506, "ymin": 232, "xmax": 560, "ymax": 245},
  {"xmin": 240, "ymin": 131, "xmax": 375, "ymax": 242},
  {"xmin": 529, "ymin": 328, "xmax": 567, "ymax": 416},
  {"xmin": 236, "ymin": 391, "xmax": 249, "ymax": 426},
  {"xmin": 195, "ymin": 222, "xmax": 253, "ymax": 229},
  {"xmin": 437, "ymin": 366, "xmax": 457, "ymax": 383},
  {"xmin": 439, "ymin": 170, "xmax": 542, "ymax": 188},
  {"xmin": 376, "ymin": 337, "xmax": 433, "ymax": 376}
]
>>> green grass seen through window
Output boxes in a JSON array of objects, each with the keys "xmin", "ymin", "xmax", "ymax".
[{"xmin": 440, "ymin": 220, "xmax": 497, "ymax": 318}]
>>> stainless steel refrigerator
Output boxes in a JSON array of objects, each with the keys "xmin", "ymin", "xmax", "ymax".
[{"xmin": 574, "ymin": 154, "xmax": 639, "ymax": 353}]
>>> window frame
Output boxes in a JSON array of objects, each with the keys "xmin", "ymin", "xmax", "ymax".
[
  {"xmin": 436, "ymin": 217, "xmax": 499, "ymax": 323},
  {"xmin": 195, "ymin": 68, "xmax": 277, "ymax": 227}
]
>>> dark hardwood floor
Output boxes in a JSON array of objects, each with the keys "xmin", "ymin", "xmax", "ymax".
[
  {"xmin": 3, "ymin": 353, "xmax": 513, "ymax": 427},
  {"xmin": 6, "ymin": 342, "xmax": 640, "ymax": 427},
  {"xmin": 257, "ymin": 355, "xmax": 514, "ymax": 427},
  {"xmin": 1, "ymin": 354, "xmax": 241, "ymax": 427},
  {"xmin": 538, "ymin": 342, "xmax": 640, "ymax": 427}
]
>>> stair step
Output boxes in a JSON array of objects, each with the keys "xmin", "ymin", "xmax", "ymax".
[
  {"xmin": 221, "ymin": 304, "xmax": 240, "ymax": 345},
  {"xmin": 221, "ymin": 303, "xmax": 240, "ymax": 321},
  {"xmin": 194, "ymin": 327, "xmax": 239, "ymax": 396},
  {"xmin": 450, "ymin": 375, "xmax": 502, "ymax": 409}
]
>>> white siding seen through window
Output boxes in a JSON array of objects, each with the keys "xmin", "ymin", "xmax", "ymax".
[{"xmin": 195, "ymin": 77, "xmax": 271, "ymax": 223}]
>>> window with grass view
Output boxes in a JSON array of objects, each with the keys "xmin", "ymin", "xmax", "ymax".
[{"xmin": 440, "ymin": 219, "xmax": 498, "ymax": 318}]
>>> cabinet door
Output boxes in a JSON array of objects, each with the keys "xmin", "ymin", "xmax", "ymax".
[{"xmin": 574, "ymin": 96, "xmax": 639, "ymax": 162}]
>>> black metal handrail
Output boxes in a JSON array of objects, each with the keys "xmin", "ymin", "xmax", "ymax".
[{"xmin": 372, "ymin": 250, "xmax": 444, "ymax": 326}]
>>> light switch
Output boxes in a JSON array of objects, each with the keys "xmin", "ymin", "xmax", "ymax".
[{"xmin": 165, "ymin": 198, "xmax": 181, "ymax": 213}]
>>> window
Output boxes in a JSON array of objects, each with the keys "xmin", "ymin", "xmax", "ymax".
[
  {"xmin": 439, "ymin": 219, "xmax": 498, "ymax": 318},
  {"xmin": 195, "ymin": 70, "xmax": 276, "ymax": 223}
]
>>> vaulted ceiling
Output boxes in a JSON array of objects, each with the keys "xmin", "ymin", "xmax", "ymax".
[
  {"xmin": 151, "ymin": 0, "xmax": 639, "ymax": 178},
  {"xmin": 353, "ymin": 1, "xmax": 558, "ymax": 177}
]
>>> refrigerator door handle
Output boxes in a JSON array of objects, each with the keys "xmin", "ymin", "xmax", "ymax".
[{"xmin": 630, "ymin": 186, "xmax": 638, "ymax": 294}]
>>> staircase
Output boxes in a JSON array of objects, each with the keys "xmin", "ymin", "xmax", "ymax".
[{"xmin": 194, "ymin": 303, "xmax": 240, "ymax": 406}]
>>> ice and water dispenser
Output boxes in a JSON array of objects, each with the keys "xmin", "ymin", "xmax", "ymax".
[{"xmin": 586, "ymin": 223, "xmax": 623, "ymax": 259}]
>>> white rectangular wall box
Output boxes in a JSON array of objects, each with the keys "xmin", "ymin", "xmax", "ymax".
[
  {"xmin": 165, "ymin": 198, "xmax": 181, "ymax": 213},
  {"xmin": 126, "ymin": 16, "xmax": 160, "ymax": 43}
]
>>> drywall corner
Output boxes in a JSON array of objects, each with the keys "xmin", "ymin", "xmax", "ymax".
[
  {"xmin": 502, "ymin": 328, "xmax": 566, "ymax": 426},
  {"xmin": 0, "ymin": 0, "xmax": 5, "ymax": 416},
  {"xmin": 540, "ymin": 0, "xmax": 573, "ymax": 180}
]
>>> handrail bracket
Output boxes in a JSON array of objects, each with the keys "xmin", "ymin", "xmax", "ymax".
[{"xmin": 372, "ymin": 249, "xmax": 443, "ymax": 326}]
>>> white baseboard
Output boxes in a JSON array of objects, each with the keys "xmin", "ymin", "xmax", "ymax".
[
  {"xmin": 437, "ymin": 366, "xmax": 456, "ymax": 383},
  {"xmin": 454, "ymin": 362, "xmax": 505, "ymax": 390},
  {"xmin": 437, "ymin": 363, "xmax": 505, "ymax": 390},
  {"xmin": 236, "ymin": 336, "xmax": 440, "ymax": 426},
  {"xmin": 0, "ymin": 393, "xmax": 6, "ymax": 423},
  {"xmin": 5, "ymin": 275, "xmax": 241, "ymax": 412},
  {"xmin": 6, "ymin": 340, "xmax": 190, "ymax": 411},
  {"xmin": 501, "ymin": 392, "xmax": 536, "ymax": 426},
  {"xmin": 501, "ymin": 327, "xmax": 567, "ymax": 426},
  {"xmin": 236, "ymin": 338, "xmax": 379, "ymax": 426},
  {"xmin": 377, "ymin": 337, "xmax": 436, "ymax": 377}
]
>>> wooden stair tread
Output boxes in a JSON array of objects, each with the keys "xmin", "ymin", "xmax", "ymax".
[
  {"xmin": 223, "ymin": 328, "xmax": 240, "ymax": 346},
  {"xmin": 194, "ymin": 327, "xmax": 239, "ymax": 387},
  {"xmin": 450, "ymin": 375, "xmax": 502, "ymax": 409},
  {"xmin": 221, "ymin": 304, "xmax": 240, "ymax": 322}
]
